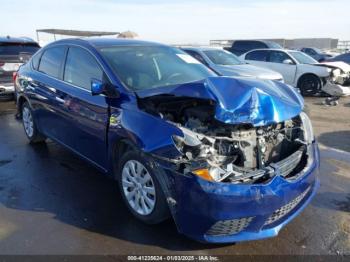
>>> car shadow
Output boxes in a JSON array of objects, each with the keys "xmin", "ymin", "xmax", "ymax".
[
  {"xmin": 0, "ymin": 140, "xmax": 225, "ymax": 251},
  {"xmin": 318, "ymin": 131, "xmax": 350, "ymax": 153},
  {"xmin": 311, "ymin": 191, "xmax": 350, "ymax": 213}
]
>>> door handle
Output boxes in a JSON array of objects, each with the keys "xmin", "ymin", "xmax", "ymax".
[
  {"xmin": 26, "ymin": 85, "xmax": 35, "ymax": 91},
  {"xmin": 55, "ymin": 96, "xmax": 65, "ymax": 103},
  {"xmin": 27, "ymin": 80, "xmax": 39, "ymax": 89}
]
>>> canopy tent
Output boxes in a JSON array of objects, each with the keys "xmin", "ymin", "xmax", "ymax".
[
  {"xmin": 117, "ymin": 30, "xmax": 139, "ymax": 38},
  {"xmin": 36, "ymin": 29, "xmax": 120, "ymax": 42}
]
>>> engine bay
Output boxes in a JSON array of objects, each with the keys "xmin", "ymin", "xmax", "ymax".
[{"xmin": 139, "ymin": 95, "xmax": 310, "ymax": 183}]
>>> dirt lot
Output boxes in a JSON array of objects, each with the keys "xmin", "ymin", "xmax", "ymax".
[{"xmin": 0, "ymin": 97, "xmax": 349, "ymax": 255}]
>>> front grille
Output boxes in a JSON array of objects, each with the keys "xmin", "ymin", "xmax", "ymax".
[
  {"xmin": 206, "ymin": 217, "xmax": 254, "ymax": 236},
  {"xmin": 264, "ymin": 187, "xmax": 311, "ymax": 226},
  {"xmin": 271, "ymin": 147, "xmax": 304, "ymax": 178}
]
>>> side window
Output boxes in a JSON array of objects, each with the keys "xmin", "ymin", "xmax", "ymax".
[
  {"xmin": 64, "ymin": 47, "xmax": 103, "ymax": 90},
  {"xmin": 31, "ymin": 51, "xmax": 43, "ymax": 70},
  {"xmin": 38, "ymin": 46, "xmax": 66, "ymax": 78},
  {"xmin": 268, "ymin": 51, "xmax": 292, "ymax": 63},
  {"xmin": 185, "ymin": 50, "xmax": 207, "ymax": 65},
  {"xmin": 245, "ymin": 50, "xmax": 268, "ymax": 61}
]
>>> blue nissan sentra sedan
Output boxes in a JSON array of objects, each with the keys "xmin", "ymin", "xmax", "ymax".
[{"xmin": 15, "ymin": 38, "xmax": 319, "ymax": 243}]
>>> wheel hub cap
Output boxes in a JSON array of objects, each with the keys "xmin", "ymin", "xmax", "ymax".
[
  {"xmin": 22, "ymin": 107, "xmax": 34, "ymax": 138},
  {"xmin": 121, "ymin": 160, "xmax": 156, "ymax": 216}
]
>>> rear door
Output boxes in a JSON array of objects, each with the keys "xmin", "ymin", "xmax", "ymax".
[
  {"xmin": 59, "ymin": 46, "xmax": 110, "ymax": 169},
  {"xmin": 27, "ymin": 45, "xmax": 68, "ymax": 141}
]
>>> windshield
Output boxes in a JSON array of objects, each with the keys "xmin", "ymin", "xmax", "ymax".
[
  {"xmin": 289, "ymin": 51, "xmax": 318, "ymax": 64},
  {"xmin": 203, "ymin": 49, "xmax": 242, "ymax": 65},
  {"xmin": 0, "ymin": 43, "xmax": 40, "ymax": 55},
  {"xmin": 99, "ymin": 46, "xmax": 216, "ymax": 91}
]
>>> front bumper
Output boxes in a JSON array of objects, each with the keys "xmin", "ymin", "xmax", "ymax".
[
  {"xmin": 161, "ymin": 142, "xmax": 320, "ymax": 243},
  {"xmin": 322, "ymin": 81, "xmax": 350, "ymax": 96}
]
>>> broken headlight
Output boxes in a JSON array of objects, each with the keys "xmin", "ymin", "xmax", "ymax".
[
  {"xmin": 300, "ymin": 112, "xmax": 314, "ymax": 144},
  {"xmin": 172, "ymin": 129, "xmax": 202, "ymax": 155}
]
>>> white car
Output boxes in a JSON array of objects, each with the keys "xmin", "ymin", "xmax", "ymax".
[{"xmin": 240, "ymin": 49, "xmax": 350, "ymax": 96}]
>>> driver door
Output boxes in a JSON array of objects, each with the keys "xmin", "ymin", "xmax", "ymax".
[
  {"xmin": 58, "ymin": 46, "xmax": 110, "ymax": 170},
  {"xmin": 265, "ymin": 51, "xmax": 297, "ymax": 85}
]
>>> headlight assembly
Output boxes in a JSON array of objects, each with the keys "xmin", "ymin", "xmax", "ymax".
[
  {"xmin": 300, "ymin": 112, "xmax": 314, "ymax": 144},
  {"xmin": 172, "ymin": 128, "xmax": 202, "ymax": 154}
]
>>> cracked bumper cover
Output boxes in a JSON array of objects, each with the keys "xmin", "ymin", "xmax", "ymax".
[
  {"xmin": 322, "ymin": 81, "xmax": 350, "ymax": 96},
  {"xmin": 157, "ymin": 142, "xmax": 320, "ymax": 243}
]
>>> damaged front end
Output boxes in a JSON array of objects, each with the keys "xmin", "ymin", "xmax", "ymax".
[
  {"xmin": 317, "ymin": 61, "xmax": 350, "ymax": 96},
  {"xmin": 172, "ymin": 113, "xmax": 312, "ymax": 184},
  {"xmin": 133, "ymin": 76, "xmax": 319, "ymax": 243},
  {"xmin": 137, "ymin": 77, "xmax": 312, "ymax": 184}
]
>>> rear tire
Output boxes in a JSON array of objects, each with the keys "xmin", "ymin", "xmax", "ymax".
[
  {"xmin": 117, "ymin": 149, "xmax": 169, "ymax": 224},
  {"xmin": 297, "ymin": 75, "xmax": 321, "ymax": 96},
  {"xmin": 21, "ymin": 102, "xmax": 46, "ymax": 143}
]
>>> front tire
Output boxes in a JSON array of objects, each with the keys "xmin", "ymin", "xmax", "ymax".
[
  {"xmin": 117, "ymin": 150, "xmax": 169, "ymax": 224},
  {"xmin": 297, "ymin": 75, "xmax": 321, "ymax": 96},
  {"xmin": 22, "ymin": 102, "xmax": 46, "ymax": 143}
]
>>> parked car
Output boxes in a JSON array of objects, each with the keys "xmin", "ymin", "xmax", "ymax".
[
  {"xmin": 0, "ymin": 36, "xmax": 40, "ymax": 101},
  {"xmin": 16, "ymin": 38, "xmax": 319, "ymax": 243},
  {"xmin": 326, "ymin": 52, "xmax": 350, "ymax": 65},
  {"xmin": 182, "ymin": 47, "xmax": 284, "ymax": 81},
  {"xmin": 300, "ymin": 47, "xmax": 332, "ymax": 62},
  {"xmin": 241, "ymin": 49, "xmax": 350, "ymax": 96},
  {"xmin": 224, "ymin": 40, "xmax": 282, "ymax": 56}
]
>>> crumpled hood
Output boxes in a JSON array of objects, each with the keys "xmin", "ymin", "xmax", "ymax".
[
  {"xmin": 136, "ymin": 76, "xmax": 304, "ymax": 126},
  {"xmin": 213, "ymin": 63, "xmax": 283, "ymax": 80},
  {"xmin": 318, "ymin": 61, "xmax": 350, "ymax": 73}
]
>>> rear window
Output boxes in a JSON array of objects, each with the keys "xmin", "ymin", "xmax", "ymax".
[
  {"xmin": 38, "ymin": 46, "xmax": 66, "ymax": 78},
  {"xmin": 245, "ymin": 50, "xmax": 268, "ymax": 61},
  {"xmin": 0, "ymin": 43, "xmax": 40, "ymax": 55},
  {"xmin": 184, "ymin": 50, "xmax": 208, "ymax": 65}
]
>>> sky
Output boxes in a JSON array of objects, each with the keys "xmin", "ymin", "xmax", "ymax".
[{"xmin": 1, "ymin": 0, "xmax": 350, "ymax": 45}]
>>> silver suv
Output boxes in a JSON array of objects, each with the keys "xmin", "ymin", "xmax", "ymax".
[{"xmin": 0, "ymin": 36, "xmax": 40, "ymax": 101}]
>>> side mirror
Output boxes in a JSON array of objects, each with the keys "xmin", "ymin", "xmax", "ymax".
[
  {"xmin": 283, "ymin": 59, "xmax": 294, "ymax": 65},
  {"xmin": 91, "ymin": 79, "xmax": 105, "ymax": 96},
  {"xmin": 91, "ymin": 78, "xmax": 120, "ymax": 98}
]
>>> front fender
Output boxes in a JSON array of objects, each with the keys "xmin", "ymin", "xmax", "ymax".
[
  {"xmin": 296, "ymin": 64, "xmax": 330, "ymax": 79},
  {"xmin": 108, "ymin": 104, "xmax": 183, "ymax": 161}
]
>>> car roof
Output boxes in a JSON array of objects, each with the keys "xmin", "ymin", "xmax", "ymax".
[
  {"xmin": 0, "ymin": 36, "xmax": 38, "ymax": 44},
  {"xmin": 49, "ymin": 38, "xmax": 167, "ymax": 48},
  {"xmin": 246, "ymin": 48, "xmax": 297, "ymax": 53},
  {"xmin": 181, "ymin": 46, "xmax": 223, "ymax": 52}
]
